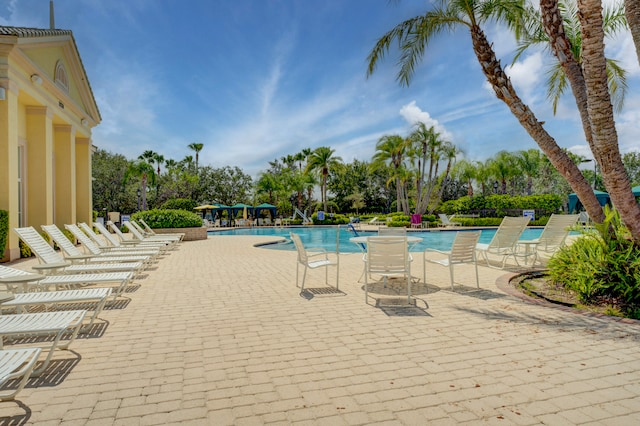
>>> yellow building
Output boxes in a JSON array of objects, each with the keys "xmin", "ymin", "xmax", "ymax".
[{"xmin": 0, "ymin": 26, "xmax": 100, "ymax": 261}]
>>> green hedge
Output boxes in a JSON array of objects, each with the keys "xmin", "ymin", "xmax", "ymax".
[
  {"xmin": 440, "ymin": 194, "xmax": 563, "ymax": 216},
  {"xmin": 310, "ymin": 212, "xmax": 350, "ymax": 225},
  {"xmin": 0, "ymin": 210, "xmax": 7, "ymax": 259},
  {"xmin": 131, "ymin": 209, "xmax": 202, "ymax": 228}
]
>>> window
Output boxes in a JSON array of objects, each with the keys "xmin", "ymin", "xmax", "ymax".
[{"xmin": 54, "ymin": 60, "xmax": 69, "ymax": 92}]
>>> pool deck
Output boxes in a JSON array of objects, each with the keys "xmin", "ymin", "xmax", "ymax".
[{"xmin": 1, "ymin": 234, "xmax": 639, "ymax": 424}]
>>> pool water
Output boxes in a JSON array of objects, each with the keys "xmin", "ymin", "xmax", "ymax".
[{"xmin": 208, "ymin": 226, "xmax": 544, "ymax": 253}]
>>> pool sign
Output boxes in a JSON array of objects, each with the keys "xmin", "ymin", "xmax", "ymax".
[
  {"xmin": 317, "ymin": 211, "xmax": 325, "ymax": 220},
  {"xmin": 523, "ymin": 210, "xmax": 535, "ymax": 221}
]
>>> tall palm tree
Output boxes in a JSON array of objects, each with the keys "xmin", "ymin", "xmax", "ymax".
[
  {"xmin": 305, "ymin": 147, "xmax": 342, "ymax": 212},
  {"xmin": 577, "ymin": 0, "xmax": 640, "ymax": 242},
  {"xmin": 452, "ymin": 159, "xmax": 477, "ymax": 197},
  {"xmin": 407, "ymin": 123, "xmax": 447, "ymax": 214},
  {"xmin": 488, "ymin": 151, "xmax": 517, "ymax": 195},
  {"xmin": 367, "ymin": 0, "xmax": 602, "ymax": 224},
  {"xmin": 152, "ymin": 153, "xmax": 165, "ymax": 176},
  {"xmin": 188, "ymin": 142, "xmax": 204, "ymax": 171},
  {"xmin": 124, "ymin": 160, "xmax": 156, "ymax": 211},
  {"xmin": 516, "ymin": 149, "xmax": 541, "ymax": 196},
  {"xmin": 436, "ymin": 141, "xmax": 461, "ymax": 206},
  {"xmin": 626, "ymin": 0, "xmax": 640, "ymax": 64},
  {"xmin": 371, "ymin": 134, "xmax": 408, "ymax": 213},
  {"xmin": 517, "ymin": 0, "xmax": 627, "ymax": 114}
]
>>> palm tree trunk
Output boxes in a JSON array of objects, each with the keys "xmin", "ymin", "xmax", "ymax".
[
  {"xmin": 469, "ymin": 25, "xmax": 603, "ymax": 222},
  {"xmin": 625, "ymin": 0, "xmax": 640, "ymax": 65},
  {"xmin": 578, "ymin": 0, "xmax": 640, "ymax": 243}
]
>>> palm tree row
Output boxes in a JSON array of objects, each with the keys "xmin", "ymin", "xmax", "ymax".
[{"xmin": 367, "ymin": 0, "xmax": 640, "ymax": 244}]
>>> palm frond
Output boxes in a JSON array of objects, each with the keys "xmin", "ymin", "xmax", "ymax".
[
  {"xmin": 545, "ymin": 63, "xmax": 568, "ymax": 115},
  {"xmin": 607, "ymin": 58, "xmax": 628, "ymax": 113}
]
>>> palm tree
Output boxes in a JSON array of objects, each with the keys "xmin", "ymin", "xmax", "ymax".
[
  {"xmin": 436, "ymin": 141, "xmax": 461, "ymax": 205},
  {"xmin": 576, "ymin": 0, "xmax": 640, "ymax": 242},
  {"xmin": 488, "ymin": 151, "xmax": 517, "ymax": 195},
  {"xmin": 305, "ymin": 147, "xmax": 342, "ymax": 212},
  {"xmin": 516, "ymin": 149, "xmax": 541, "ymax": 196},
  {"xmin": 371, "ymin": 134, "xmax": 408, "ymax": 213},
  {"xmin": 152, "ymin": 153, "xmax": 165, "ymax": 176},
  {"xmin": 517, "ymin": 0, "xmax": 627, "ymax": 114},
  {"xmin": 367, "ymin": 0, "xmax": 603, "ymax": 224},
  {"xmin": 626, "ymin": 0, "xmax": 640, "ymax": 64},
  {"xmin": 407, "ymin": 123, "xmax": 448, "ymax": 214},
  {"xmin": 452, "ymin": 159, "xmax": 477, "ymax": 197},
  {"xmin": 164, "ymin": 159, "xmax": 178, "ymax": 176},
  {"xmin": 188, "ymin": 142, "xmax": 204, "ymax": 171},
  {"xmin": 124, "ymin": 160, "xmax": 156, "ymax": 211},
  {"xmin": 256, "ymin": 172, "xmax": 280, "ymax": 205}
]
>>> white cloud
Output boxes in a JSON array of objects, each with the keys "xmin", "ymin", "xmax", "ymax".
[
  {"xmin": 399, "ymin": 101, "xmax": 453, "ymax": 141},
  {"xmin": 505, "ymin": 51, "xmax": 545, "ymax": 101}
]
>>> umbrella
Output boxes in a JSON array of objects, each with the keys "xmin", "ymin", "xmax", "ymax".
[
  {"xmin": 194, "ymin": 204, "xmax": 216, "ymax": 210},
  {"xmin": 243, "ymin": 206, "xmax": 248, "ymax": 220}
]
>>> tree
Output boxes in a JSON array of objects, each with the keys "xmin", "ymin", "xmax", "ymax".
[
  {"xmin": 517, "ymin": 0, "xmax": 627, "ymax": 114},
  {"xmin": 516, "ymin": 149, "xmax": 541, "ymax": 196},
  {"xmin": 366, "ymin": 0, "xmax": 603, "ymax": 225},
  {"xmin": 124, "ymin": 160, "xmax": 156, "ymax": 211},
  {"xmin": 623, "ymin": 152, "xmax": 640, "ymax": 186},
  {"xmin": 188, "ymin": 142, "xmax": 204, "ymax": 171},
  {"xmin": 575, "ymin": 0, "xmax": 640, "ymax": 242},
  {"xmin": 92, "ymin": 149, "xmax": 131, "ymax": 213},
  {"xmin": 306, "ymin": 147, "xmax": 342, "ymax": 212},
  {"xmin": 452, "ymin": 159, "xmax": 477, "ymax": 197},
  {"xmin": 371, "ymin": 134, "xmax": 408, "ymax": 213}
]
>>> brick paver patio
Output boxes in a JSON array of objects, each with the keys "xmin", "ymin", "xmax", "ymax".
[{"xmin": 0, "ymin": 234, "xmax": 639, "ymax": 425}]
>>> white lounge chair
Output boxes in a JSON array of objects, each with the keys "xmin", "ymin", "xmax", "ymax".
[
  {"xmin": 363, "ymin": 236, "xmax": 412, "ymax": 305},
  {"xmin": 107, "ymin": 222, "xmax": 172, "ymax": 252},
  {"xmin": 0, "ymin": 310, "xmax": 86, "ymax": 376},
  {"xmin": 65, "ymin": 224, "xmax": 159, "ymax": 262},
  {"xmin": 423, "ymin": 231, "xmax": 481, "ymax": 290},
  {"xmin": 517, "ymin": 214, "xmax": 579, "ymax": 265},
  {"xmin": 14, "ymin": 227, "xmax": 144, "ymax": 276},
  {"xmin": 0, "ymin": 348, "xmax": 42, "ymax": 400},
  {"xmin": 80, "ymin": 223, "xmax": 161, "ymax": 256},
  {"xmin": 476, "ymin": 217, "xmax": 530, "ymax": 268},
  {"xmin": 124, "ymin": 221, "xmax": 180, "ymax": 246},
  {"xmin": 42, "ymin": 225, "xmax": 150, "ymax": 269},
  {"xmin": 438, "ymin": 214, "xmax": 462, "ymax": 227},
  {"xmin": 129, "ymin": 220, "xmax": 182, "ymax": 242},
  {"xmin": 290, "ymin": 232, "xmax": 339, "ymax": 292},
  {"xmin": 137, "ymin": 218, "xmax": 185, "ymax": 241},
  {"xmin": 0, "ymin": 264, "xmax": 131, "ymax": 299}
]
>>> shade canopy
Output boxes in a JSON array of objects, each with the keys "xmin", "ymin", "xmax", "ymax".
[
  {"xmin": 568, "ymin": 190, "xmax": 610, "ymax": 213},
  {"xmin": 254, "ymin": 203, "xmax": 277, "ymax": 218},
  {"xmin": 230, "ymin": 203, "xmax": 254, "ymax": 217},
  {"xmin": 633, "ymin": 186, "xmax": 640, "ymax": 197},
  {"xmin": 194, "ymin": 204, "xmax": 217, "ymax": 210}
]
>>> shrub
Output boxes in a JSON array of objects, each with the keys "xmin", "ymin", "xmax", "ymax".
[
  {"xmin": 548, "ymin": 208, "xmax": 640, "ymax": 318},
  {"xmin": 0, "ymin": 210, "xmax": 7, "ymax": 259},
  {"xmin": 131, "ymin": 209, "xmax": 202, "ymax": 229},
  {"xmin": 161, "ymin": 198, "xmax": 198, "ymax": 211},
  {"xmin": 310, "ymin": 212, "xmax": 349, "ymax": 225}
]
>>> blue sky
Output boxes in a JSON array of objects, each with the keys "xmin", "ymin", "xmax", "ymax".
[{"xmin": 2, "ymin": 0, "xmax": 638, "ymax": 177}]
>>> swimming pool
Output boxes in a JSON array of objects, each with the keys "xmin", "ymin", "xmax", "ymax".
[{"xmin": 208, "ymin": 226, "xmax": 544, "ymax": 253}]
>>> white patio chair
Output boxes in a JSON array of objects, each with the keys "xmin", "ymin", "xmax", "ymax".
[
  {"xmin": 438, "ymin": 214, "xmax": 461, "ymax": 227},
  {"xmin": 517, "ymin": 214, "xmax": 579, "ymax": 265},
  {"xmin": 423, "ymin": 231, "xmax": 481, "ymax": 290},
  {"xmin": 14, "ymin": 227, "xmax": 144, "ymax": 276},
  {"xmin": 475, "ymin": 217, "xmax": 530, "ymax": 268},
  {"xmin": 0, "ymin": 348, "xmax": 42, "ymax": 400},
  {"xmin": 0, "ymin": 310, "xmax": 86, "ymax": 377},
  {"xmin": 290, "ymin": 232, "xmax": 339, "ymax": 292},
  {"xmin": 363, "ymin": 236, "xmax": 412, "ymax": 305}
]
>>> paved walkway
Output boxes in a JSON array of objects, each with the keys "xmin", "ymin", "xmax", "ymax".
[{"xmin": 1, "ymin": 234, "xmax": 639, "ymax": 425}]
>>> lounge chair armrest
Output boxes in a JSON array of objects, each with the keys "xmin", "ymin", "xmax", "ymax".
[
  {"xmin": 31, "ymin": 262, "xmax": 71, "ymax": 273},
  {"xmin": 67, "ymin": 254, "xmax": 95, "ymax": 262},
  {"xmin": 423, "ymin": 248, "xmax": 450, "ymax": 256},
  {"xmin": 0, "ymin": 274, "xmax": 46, "ymax": 284}
]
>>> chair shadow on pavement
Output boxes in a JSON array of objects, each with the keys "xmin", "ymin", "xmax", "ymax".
[
  {"xmin": 300, "ymin": 287, "xmax": 346, "ymax": 300},
  {"xmin": 0, "ymin": 400, "xmax": 32, "ymax": 426},
  {"xmin": 441, "ymin": 285, "xmax": 508, "ymax": 300}
]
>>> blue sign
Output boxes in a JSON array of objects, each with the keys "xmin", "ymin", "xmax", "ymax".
[
  {"xmin": 317, "ymin": 211, "xmax": 325, "ymax": 220},
  {"xmin": 523, "ymin": 210, "xmax": 535, "ymax": 221}
]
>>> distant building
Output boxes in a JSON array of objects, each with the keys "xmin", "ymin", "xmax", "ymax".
[{"xmin": 0, "ymin": 26, "xmax": 100, "ymax": 261}]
